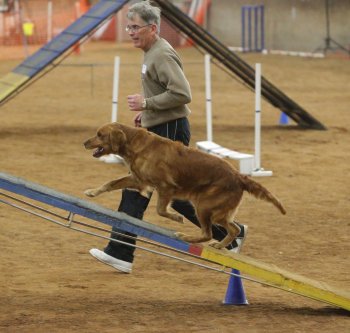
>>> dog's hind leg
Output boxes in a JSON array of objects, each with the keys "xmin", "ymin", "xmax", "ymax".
[
  {"xmin": 156, "ymin": 193, "xmax": 184, "ymax": 224},
  {"xmin": 209, "ymin": 219, "xmax": 240, "ymax": 249},
  {"xmin": 175, "ymin": 208, "xmax": 213, "ymax": 243}
]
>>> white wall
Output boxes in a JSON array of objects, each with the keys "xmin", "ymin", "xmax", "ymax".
[{"xmin": 207, "ymin": 0, "xmax": 350, "ymax": 53}]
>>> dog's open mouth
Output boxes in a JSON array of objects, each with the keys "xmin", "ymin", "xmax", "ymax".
[{"xmin": 93, "ymin": 147, "xmax": 105, "ymax": 158}]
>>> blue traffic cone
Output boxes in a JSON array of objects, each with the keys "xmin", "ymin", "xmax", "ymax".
[
  {"xmin": 222, "ymin": 269, "xmax": 249, "ymax": 305},
  {"xmin": 279, "ymin": 112, "xmax": 289, "ymax": 125}
]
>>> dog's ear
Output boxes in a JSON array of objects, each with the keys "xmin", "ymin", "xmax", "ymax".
[{"xmin": 110, "ymin": 128, "xmax": 126, "ymax": 153}]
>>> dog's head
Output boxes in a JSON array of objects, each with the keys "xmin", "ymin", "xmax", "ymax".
[{"xmin": 84, "ymin": 123, "xmax": 127, "ymax": 158}]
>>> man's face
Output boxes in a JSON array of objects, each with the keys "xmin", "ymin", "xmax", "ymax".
[{"xmin": 126, "ymin": 14, "xmax": 156, "ymax": 51}]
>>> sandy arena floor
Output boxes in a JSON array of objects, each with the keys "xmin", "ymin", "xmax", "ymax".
[{"xmin": 0, "ymin": 42, "xmax": 349, "ymax": 332}]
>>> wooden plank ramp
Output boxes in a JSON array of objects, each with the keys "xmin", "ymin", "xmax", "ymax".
[{"xmin": 0, "ymin": 172, "xmax": 349, "ymax": 311}]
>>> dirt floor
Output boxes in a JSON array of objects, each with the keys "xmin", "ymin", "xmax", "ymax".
[{"xmin": 0, "ymin": 42, "xmax": 349, "ymax": 332}]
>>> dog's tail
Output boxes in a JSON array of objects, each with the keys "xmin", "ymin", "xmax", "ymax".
[{"xmin": 241, "ymin": 176, "xmax": 286, "ymax": 215}]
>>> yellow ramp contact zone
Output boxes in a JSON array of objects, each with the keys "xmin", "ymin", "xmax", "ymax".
[
  {"xmin": 201, "ymin": 246, "xmax": 350, "ymax": 311},
  {"xmin": 0, "ymin": 72, "xmax": 29, "ymax": 101}
]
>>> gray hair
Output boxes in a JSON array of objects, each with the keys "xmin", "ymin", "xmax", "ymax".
[{"xmin": 127, "ymin": 1, "xmax": 161, "ymax": 33}]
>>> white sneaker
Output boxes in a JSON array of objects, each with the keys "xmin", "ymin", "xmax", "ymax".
[
  {"xmin": 89, "ymin": 248, "xmax": 133, "ymax": 274},
  {"xmin": 230, "ymin": 225, "xmax": 248, "ymax": 254}
]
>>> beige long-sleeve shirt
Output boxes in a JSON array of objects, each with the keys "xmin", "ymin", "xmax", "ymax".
[{"xmin": 141, "ymin": 38, "xmax": 191, "ymax": 128}]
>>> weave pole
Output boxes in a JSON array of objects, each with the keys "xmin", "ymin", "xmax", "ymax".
[
  {"xmin": 252, "ymin": 63, "xmax": 272, "ymax": 177},
  {"xmin": 99, "ymin": 56, "xmax": 123, "ymax": 164},
  {"xmin": 204, "ymin": 54, "xmax": 213, "ymax": 142},
  {"xmin": 111, "ymin": 56, "xmax": 120, "ymax": 122}
]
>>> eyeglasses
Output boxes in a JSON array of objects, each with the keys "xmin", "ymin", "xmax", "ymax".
[{"xmin": 125, "ymin": 24, "xmax": 152, "ymax": 33}]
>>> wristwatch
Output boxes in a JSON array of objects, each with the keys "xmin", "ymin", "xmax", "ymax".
[{"xmin": 142, "ymin": 99, "xmax": 147, "ymax": 110}]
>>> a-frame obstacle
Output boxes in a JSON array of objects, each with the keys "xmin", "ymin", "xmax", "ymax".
[
  {"xmin": 0, "ymin": 0, "xmax": 130, "ymax": 106},
  {"xmin": 0, "ymin": 0, "xmax": 326, "ymax": 130},
  {"xmin": 0, "ymin": 172, "xmax": 349, "ymax": 311},
  {"xmin": 153, "ymin": 0, "xmax": 326, "ymax": 130}
]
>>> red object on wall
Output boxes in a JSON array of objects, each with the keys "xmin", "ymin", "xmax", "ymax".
[
  {"xmin": 79, "ymin": 0, "xmax": 90, "ymax": 14},
  {"xmin": 184, "ymin": 0, "xmax": 211, "ymax": 47}
]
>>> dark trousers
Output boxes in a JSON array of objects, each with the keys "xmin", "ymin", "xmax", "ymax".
[{"xmin": 104, "ymin": 118, "xmax": 243, "ymax": 262}]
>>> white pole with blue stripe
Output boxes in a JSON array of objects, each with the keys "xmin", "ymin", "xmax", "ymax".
[
  {"xmin": 252, "ymin": 63, "xmax": 272, "ymax": 176},
  {"xmin": 204, "ymin": 54, "xmax": 213, "ymax": 142}
]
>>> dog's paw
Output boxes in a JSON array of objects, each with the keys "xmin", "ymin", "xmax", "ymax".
[
  {"xmin": 208, "ymin": 240, "xmax": 224, "ymax": 249},
  {"xmin": 174, "ymin": 232, "xmax": 186, "ymax": 240},
  {"xmin": 172, "ymin": 214, "xmax": 184, "ymax": 224},
  {"xmin": 84, "ymin": 189, "xmax": 98, "ymax": 197}
]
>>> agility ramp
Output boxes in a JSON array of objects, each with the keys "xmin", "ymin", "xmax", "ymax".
[
  {"xmin": 153, "ymin": 0, "xmax": 326, "ymax": 130},
  {"xmin": 0, "ymin": 172, "xmax": 349, "ymax": 311},
  {"xmin": 0, "ymin": 0, "xmax": 129, "ymax": 106},
  {"xmin": 1, "ymin": 0, "xmax": 325, "ymax": 130}
]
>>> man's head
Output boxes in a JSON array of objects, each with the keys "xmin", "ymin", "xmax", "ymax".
[{"xmin": 126, "ymin": 1, "xmax": 161, "ymax": 51}]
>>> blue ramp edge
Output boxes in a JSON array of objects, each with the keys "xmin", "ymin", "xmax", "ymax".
[
  {"xmin": 13, "ymin": 0, "xmax": 129, "ymax": 77},
  {"xmin": 0, "ymin": 172, "xmax": 189, "ymax": 252},
  {"xmin": 0, "ymin": 0, "xmax": 130, "ymax": 105}
]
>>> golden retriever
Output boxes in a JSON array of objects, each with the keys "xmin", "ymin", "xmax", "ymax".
[{"xmin": 84, "ymin": 122, "xmax": 286, "ymax": 249}]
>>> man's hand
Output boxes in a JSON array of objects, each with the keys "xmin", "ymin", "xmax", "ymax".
[
  {"xmin": 134, "ymin": 112, "xmax": 142, "ymax": 127},
  {"xmin": 127, "ymin": 94, "xmax": 144, "ymax": 111}
]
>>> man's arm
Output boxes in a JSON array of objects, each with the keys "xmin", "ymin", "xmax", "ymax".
[{"xmin": 146, "ymin": 53, "xmax": 192, "ymax": 110}]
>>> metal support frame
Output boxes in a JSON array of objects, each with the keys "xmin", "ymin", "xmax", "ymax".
[{"xmin": 314, "ymin": 0, "xmax": 350, "ymax": 56}]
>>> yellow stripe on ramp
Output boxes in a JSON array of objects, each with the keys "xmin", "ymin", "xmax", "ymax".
[
  {"xmin": 201, "ymin": 246, "xmax": 350, "ymax": 311},
  {"xmin": 0, "ymin": 72, "xmax": 29, "ymax": 102}
]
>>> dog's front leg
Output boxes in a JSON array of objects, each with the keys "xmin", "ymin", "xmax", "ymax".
[
  {"xmin": 156, "ymin": 192, "xmax": 184, "ymax": 224},
  {"xmin": 85, "ymin": 175, "xmax": 140, "ymax": 197}
]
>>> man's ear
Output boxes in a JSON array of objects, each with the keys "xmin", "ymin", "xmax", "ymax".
[
  {"xmin": 110, "ymin": 129, "xmax": 126, "ymax": 152},
  {"xmin": 150, "ymin": 23, "xmax": 158, "ymax": 36}
]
